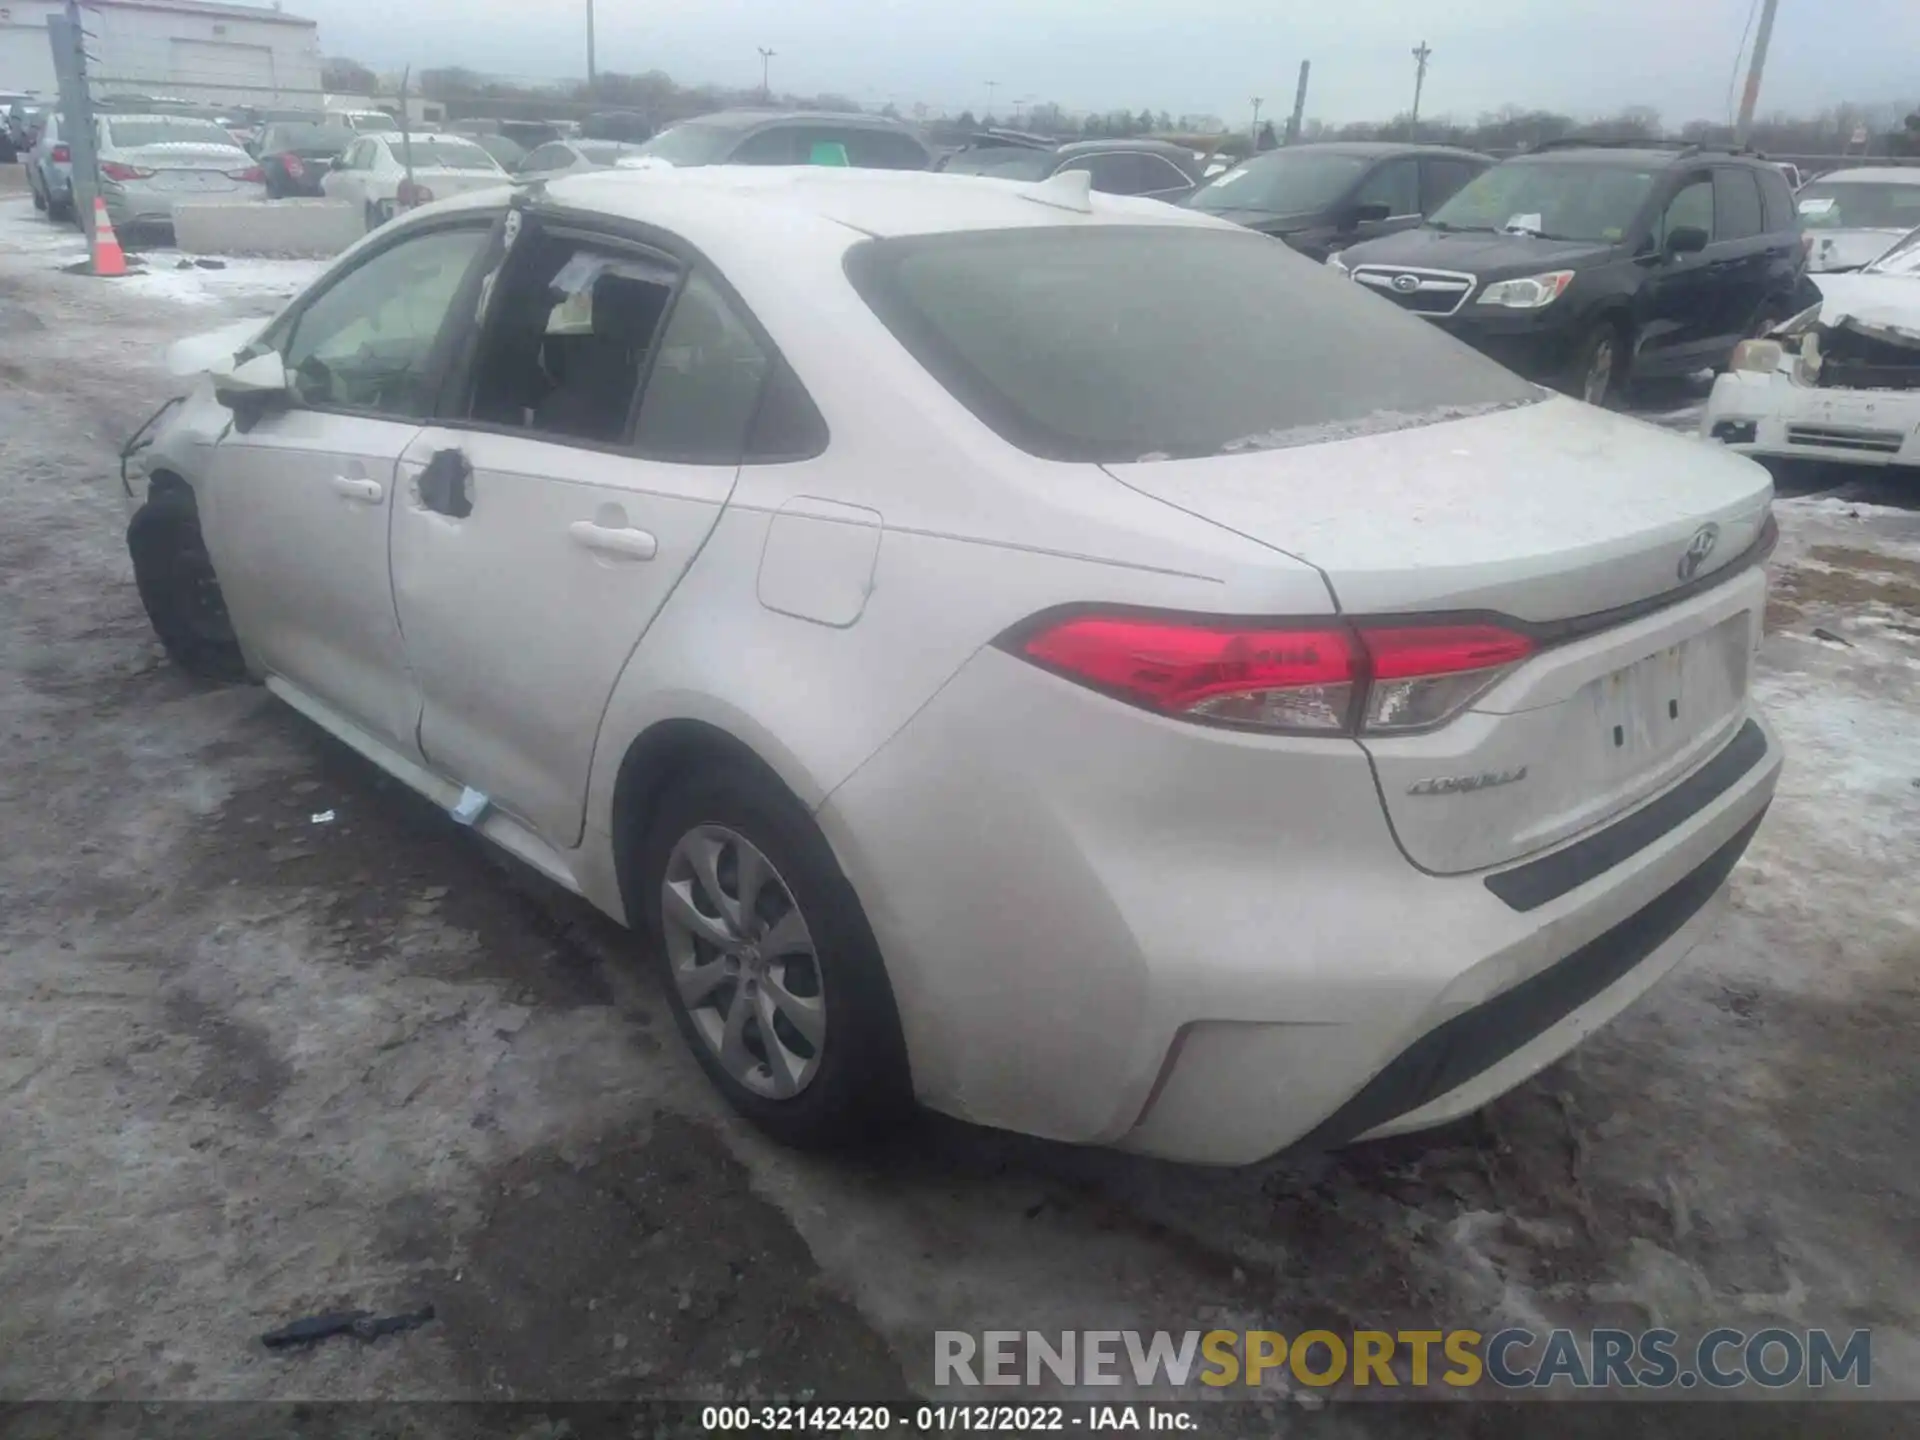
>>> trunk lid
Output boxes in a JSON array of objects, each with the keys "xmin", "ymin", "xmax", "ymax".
[
  {"xmin": 412, "ymin": 167, "xmax": 509, "ymax": 198},
  {"xmin": 1104, "ymin": 395, "xmax": 1773, "ymax": 873}
]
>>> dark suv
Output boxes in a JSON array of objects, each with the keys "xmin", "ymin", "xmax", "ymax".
[
  {"xmin": 938, "ymin": 132, "xmax": 1203, "ymax": 201},
  {"xmin": 1184, "ymin": 142, "xmax": 1493, "ymax": 260},
  {"xmin": 1332, "ymin": 141, "xmax": 1807, "ymax": 407}
]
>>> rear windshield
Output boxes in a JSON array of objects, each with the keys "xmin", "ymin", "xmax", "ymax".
[
  {"xmin": 942, "ymin": 147, "xmax": 1055, "ymax": 181},
  {"xmin": 577, "ymin": 141, "xmax": 637, "ymax": 164},
  {"xmin": 106, "ymin": 118, "xmax": 236, "ymax": 148},
  {"xmin": 630, "ymin": 122, "xmax": 735, "ymax": 166},
  {"xmin": 264, "ymin": 124, "xmax": 353, "ymax": 152},
  {"xmin": 1796, "ymin": 179, "xmax": 1920, "ymax": 231},
  {"xmin": 401, "ymin": 138, "xmax": 500, "ymax": 170},
  {"xmin": 847, "ymin": 226, "xmax": 1540, "ymax": 463}
]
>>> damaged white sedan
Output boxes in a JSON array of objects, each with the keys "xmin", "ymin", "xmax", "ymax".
[
  {"xmin": 1703, "ymin": 224, "xmax": 1920, "ymax": 469},
  {"xmin": 121, "ymin": 169, "xmax": 1782, "ymax": 1165}
]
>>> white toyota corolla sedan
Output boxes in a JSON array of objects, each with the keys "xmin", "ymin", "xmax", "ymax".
[{"xmin": 122, "ymin": 167, "xmax": 1783, "ymax": 1165}]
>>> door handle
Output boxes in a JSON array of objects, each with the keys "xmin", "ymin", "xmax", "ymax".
[
  {"xmin": 329, "ymin": 475, "xmax": 383, "ymax": 502},
  {"xmin": 568, "ymin": 520, "xmax": 658, "ymax": 561}
]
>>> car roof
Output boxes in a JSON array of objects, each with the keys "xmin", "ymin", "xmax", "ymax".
[
  {"xmin": 1510, "ymin": 146, "xmax": 1773, "ymax": 168},
  {"xmin": 672, "ymin": 108, "xmax": 919, "ymax": 134},
  {"xmin": 1808, "ymin": 167, "xmax": 1920, "ymax": 185},
  {"xmin": 1267, "ymin": 141, "xmax": 1490, "ymax": 160},
  {"xmin": 541, "ymin": 165, "xmax": 1229, "ymax": 243},
  {"xmin": 1053, "ymin": 138, "xmax": 1199, "ymax": 160}
]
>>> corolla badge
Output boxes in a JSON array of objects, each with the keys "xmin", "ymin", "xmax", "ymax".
[
  {"xmin": 1678, "ymin": 523, "xmax": 1721, "ymax": 582},
  {"xmin": 1407, "ymin": 766, "xmax": 1528, "ymax": 797},
  {"xmin": 1391, "ymin": 273, "xmax": 1422, "ymax": 293}
]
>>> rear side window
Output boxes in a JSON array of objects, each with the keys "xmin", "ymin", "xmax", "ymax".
[
  {"xmin": 1712, "ymin": 168, "xmax": 1764, "ymax": 241},
  {"xmin": 633, "ymin": 272, "xmax": 773, "ymax": 462},
  {"xmin": 846, "ymin": 226, "xmax": 1539, "ymax": 464},
  {"xmin": 1057, "ymin": 152, "xmax": 1141, "ymax": 195},
  {"xmin": 1757, "ymin": 169, "xmax": 1797, "ymax": 231},
  {"xmin": 522, "ymin": 143, "xmax": 571, "ymax": 172}
]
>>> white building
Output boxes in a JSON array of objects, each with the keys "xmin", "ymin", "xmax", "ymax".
[{"xmin": 0, "ymin": 0, "xmax": 322, "ymax": 109}]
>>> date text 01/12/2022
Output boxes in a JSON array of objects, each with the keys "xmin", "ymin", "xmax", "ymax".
[{"xmin": 700, "ymin": 1405, "xmax": 1197, "ymax": 1431}]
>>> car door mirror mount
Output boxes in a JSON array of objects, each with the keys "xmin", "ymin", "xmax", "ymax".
[
  {"xmin": 1348, "ymin": 200, "xmax": 1392, "ymax": 228},
  {"xmin": 212, "ymin": 351, "xmax": 289, "ymax": 430}
]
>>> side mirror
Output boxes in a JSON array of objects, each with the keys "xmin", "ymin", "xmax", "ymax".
[
  {"xmin": 330, "ymin": 154, "xmax": 346, "ymax": 170},
  {"xmin": 1347, "ymin": 200, "xmax": 1392, "ymax": 227},
  {"xmin": 212, "ymin": 350, "xmax": 287, "ymax": 399},
  {"xmin": 1666, "ymin": 225, "xmax": 1709, "ymax": 257}
]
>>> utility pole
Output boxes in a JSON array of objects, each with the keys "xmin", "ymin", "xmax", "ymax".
[
  {"xmin": 1733, "ymin": 0, "xmax": 1781, "ymax": 148},
  {"xmin": 758, "ymin": 47, "xmax": 776, "ymax": 102},
  {"xmin": 1409, "ymin": 41, "xmax": 1431, "ymax": 139},
  {"xmin": 1286, "ymin": 60, "xmax": 1311, "ymax": 145},
  {"xmin": 585, "ymin": 0, "xmax": 597, "ymax": 94},
  {"xmin": 50, "ymin": 0, "xmax": 100, "ymax": 247},
  {"xmin": 1250, "ymin": 96, "xmax": 1263, "ymax": 145},
  {"xmin": 985, "ymin": 80, "xmax": 999, "ymax": 118}
]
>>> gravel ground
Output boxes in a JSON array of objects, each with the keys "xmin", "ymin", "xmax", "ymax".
[{"xmin": 1, "ymin": 186, "xmax": 1916, "ymax": 1423}]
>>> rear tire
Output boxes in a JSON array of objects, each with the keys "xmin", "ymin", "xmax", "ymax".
[
  {"xmin": 126, "ymin": 487, "xmax": 247, "ymax": 682},
  {"xmin": 637, "ymin": 765, "xmax": 912, "ymax": 1150}
]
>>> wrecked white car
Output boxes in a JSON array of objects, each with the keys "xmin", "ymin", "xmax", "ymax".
[
  {"xmin": 1794, "ymin": 167, "xmax": 1920, "ymax": 275},
  {"xmin": 1702, "ymin": 224, "xmax": 1920, "ymax": 469}
]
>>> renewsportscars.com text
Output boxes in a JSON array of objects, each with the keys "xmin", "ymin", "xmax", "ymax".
[{"xmin": 935, "ymin": 1327, "xmax": 1872, "ymax": 1391}]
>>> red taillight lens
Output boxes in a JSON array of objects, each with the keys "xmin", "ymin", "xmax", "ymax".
[
  {"xmin": 1356, "ymin": 624, "xmax": 1534, "ymax": 733},
  {"xmin": 100, "ymin": 160, "xmax": 155, "ymax": 181},
  {"xmin": 1011, "ymin": 613, "xmax": 1534, "ymax": 735},
  {"xmin": 229, "ymin": 165, "xmax": 265, "ymax": 183},
  {"xmin": 397, "ymin": 180, "xmax": 434, "ymax": 206},
  {"xmin": 282, "ymin": 153, "xmax": 305, "ymax": 179},
  {"xmin": 51, "ymin": 144, "xmax": 70, "ymax": 163},
  {"xmin": 1018, "ymin": 615, "xmax": 1360, "ymax": 732}
]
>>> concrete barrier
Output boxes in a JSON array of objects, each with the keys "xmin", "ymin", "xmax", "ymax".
[{"xmin": 170, "ymin": 199, "xmax": 363, "ymax": 259}]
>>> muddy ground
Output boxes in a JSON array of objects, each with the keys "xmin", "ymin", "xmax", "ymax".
[{"xmin": 1, "ymin": 178, "xmax": 1916, "ymax": 1428}]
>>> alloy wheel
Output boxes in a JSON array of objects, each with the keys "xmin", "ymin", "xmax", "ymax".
[
  {"xmin": 660, "ymin": 825, "xmax": 825, "ymax": 1099},
  {"xmin": 1583, "ymin": 334, "xmax": 1615, "ymax": 405}
]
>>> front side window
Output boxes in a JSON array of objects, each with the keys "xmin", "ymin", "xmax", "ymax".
[
  {"xmin": 1432, "ymin": 160, "xmax": 1657, "ymax": 243},
  {"xmin": 1657, "ymin": 178, "xmax": 1715, "ymax": 248},
  {"xmin": 1354, "ymin": 158, "xmax": 1420, "ymax": 216},
  {"xmin": 1422, "ymin": 157, "xmax": 1483, "ymax": 210},
  {"xmin": 847, "ymin": 226, "xmax": 1539, "ymax": 464},
  {"xmin": 840, "ymin": 128, "xmax": 932, "ymax": 170},
  {"xmin": 1186, "ymin": 150, "xmax": 1368, "ymax": 216},
  {"xmin": 1713, "ymin": 168, "xmax": 1764, "ymax": 241},
  {"xmin": 280, "ymin": 225, "xmax": 490, "ymax": 416},
  {"xmin": 468, "ymin": 237, "xmax": 679, "ymax": 444}
]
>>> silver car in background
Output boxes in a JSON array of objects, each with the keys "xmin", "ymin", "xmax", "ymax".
[
  {"xmin": 94, "ymin": 113, "xmax": 266, "ymax": 233},
  {"xmin": 25, "ymin": 111, "xmax": 75, "ymax": 223}
]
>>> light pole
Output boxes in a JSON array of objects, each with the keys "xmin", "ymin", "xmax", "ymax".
[
  {"xmin": 758, "ymin": 47, "xmax": 776, "ymax": 102},
  {"xmin": 1733, "ymin": 0, "xmax": 1781, "ymax": 148},
  {"xmin": 985, "ymin": 80, "xmax": 999, "ymax": 118},
  {"xmin": 586, "ymin": 0, "xmax": 597, "ymax": 93},
  {"xmin": 1410, "ymin": 41, "xmax": 1431, "ymax": 139}
]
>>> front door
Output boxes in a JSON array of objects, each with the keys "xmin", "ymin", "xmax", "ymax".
[
  {"xmin": 389, "ymin": 232, "xmax": 772, "ymax": 846},
  {"xmin": 1708, "ymin": 165, "xmax": 1774, "ymax": 346},
  {"xmin": 1637, "ymin": 172, "xmax": 1718, "ymax": 372},
  {"xmin": 196, "ymin": 218, "xmax": 494, "ymax": 755}
]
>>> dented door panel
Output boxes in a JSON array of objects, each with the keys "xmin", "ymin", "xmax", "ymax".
[{"xmin": 388, "ymin": 427, "xmax": 733, "ymax": 847}]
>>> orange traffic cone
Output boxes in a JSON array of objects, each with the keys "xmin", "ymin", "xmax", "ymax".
[{"xmin": 90, "ymin": 196, "xmax": 127, "ymax": 278}]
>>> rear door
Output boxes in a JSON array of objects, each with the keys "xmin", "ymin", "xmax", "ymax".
[
  {"xmin": 1708, "ymin": 165, "xmax": 1772, "ymax": 348},
  {"xmin": 388, "ymin": 223, "xmax": 772, "ymax": 845}
]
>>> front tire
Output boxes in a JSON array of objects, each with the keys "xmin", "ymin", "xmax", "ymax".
[
  {"xmin": 126, "ymin": 487, "xmax": 247, "ymax": 682},
  {"xmin": 1563, "ymin": 319, "xmax": 1626, "ymax": 408},
  {"xmin": 638, "ymin": 766, "xmax": 911, "ymax": 1149}
]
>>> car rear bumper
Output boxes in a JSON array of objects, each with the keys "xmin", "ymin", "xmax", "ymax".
[
  {"xmin": 1701, "ymin": 368, "xmax": 1920, "ymax": 468},
  {"xmin": 819, "ymin": 644, "xmax": 1781, "ymax": 1165},
  {"xmin": 105, "ymin": 180, "xmax": 267, "ymax": 227}
]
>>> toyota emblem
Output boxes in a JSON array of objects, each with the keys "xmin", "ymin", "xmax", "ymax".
[
  {"xmin": 1391, "ymin": 273, "xmax": 1421, "ymax": 294},
  {"xmin": 1678, "ymin": 523, "xmax": 1721, "ymax": 582}
]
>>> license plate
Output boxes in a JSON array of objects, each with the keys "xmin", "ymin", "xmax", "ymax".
[
  {"xmin": 1590, "ymin": 617, "xmax": 1748, "ymax": 768},
  {"xmin": 157, "ymin": 172, "xmax": 225, "ymax": 192}
]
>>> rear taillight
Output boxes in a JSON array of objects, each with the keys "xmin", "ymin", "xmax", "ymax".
[
  {"xmin": 1009, "ymin": 612, "xmax": 1533, "ymax": 736},
  {"xmin": 51, "ymin": 144, "xmax": 70, "ymax": 163},
  {"xmin": 229, "ymin": 165, "xmax": 265, "ymax": 183},
  {"xmin": 99, "ymin": 160, "xmax": 155, "ymax": 181},
  {"xmin": 397, "ymin": 179, "xmax": 434, "ymax": 206},
  {"xmin": 281, "ymin": 153, "xmax": 305, "ymax": 179}
]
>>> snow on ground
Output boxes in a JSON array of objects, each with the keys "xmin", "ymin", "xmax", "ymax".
[{"xmin": 0, "ymin": 171, "xmax": 1916, "ymax": 1422}]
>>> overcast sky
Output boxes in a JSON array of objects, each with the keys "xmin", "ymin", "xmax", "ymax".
[{"xmin": 306, "ymin": 0, "xmax": 1919, "ymax": 126}]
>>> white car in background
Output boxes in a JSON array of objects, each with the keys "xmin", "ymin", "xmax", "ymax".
[
  {"xmin": 92, "ymin": 112, "xmax": 266, "ymax": 233},
  {"xmin": 1703, "ymin": 223, "xmax": 1920, "ymax": 469},
  {"xmin": 1795, "ymin": 166, "xmax": 1920, "ymax": 273},
  {"xmin": 121, "ymin": 168, "xmax": 1781, "ymax": 1164},
  {"xmin": 321, "ymin": 132, "xmax": 508, "ymax": 229}
]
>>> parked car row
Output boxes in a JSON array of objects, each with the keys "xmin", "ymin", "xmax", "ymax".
[{"xmin": 120, "ymin": 163, "xmax": 1784, "ymax": 1164}]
